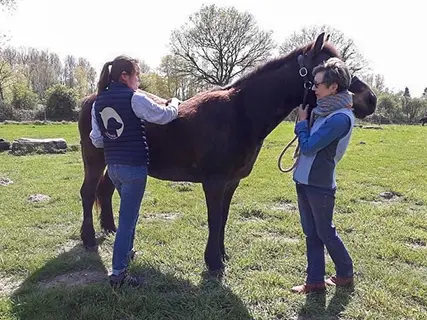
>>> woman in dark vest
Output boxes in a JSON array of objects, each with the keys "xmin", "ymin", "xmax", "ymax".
[
  {"xmin": 90, "ymin": 55, "xmax": 180, "ymax": 288},
  {"xmin": 291, "ymin": 58, "xmax": 355, "ymax": 294}
]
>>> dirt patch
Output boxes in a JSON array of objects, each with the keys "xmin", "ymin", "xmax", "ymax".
[
  {"xmin": 271, "ymin": 201, "xmax": 297, "ymax": 212},
  {"xmin": 405, "ymin": 238, "xmax": 426, "ymax": 250},
  {"xmin": 143, "ymin": 212, "xmax": 182, "ymax": 221},
  {"xmin": 169, "ymin": 182, "xmax": 194, "ymax": 192},
  {"xmin": 0, "ymin": 177, "xmax": 13, "ymax": 186},
  {"xmin": 0, "ymin": 275, "xmax": 24, "ymax": 296},
  {"xmin": 379, "ymin": 191, "xmax": 402, "ymax": 200},
  {"xmin": 39, "ymin": 270, "xmax": 106, "ymax": 290},
  {"xmin": 361, "ymin": 191, "xmax": 403, "ymax": 206},
  {"xmin": 28, "ymin": 194, "xmax": 51, "ymax": 203},
  {"xmin": 265, "ymin": 235, "xmax": 300, "ymax": 244},
  {"xmin": 406, "ymin": 244, "xmax": 427, "ymax": 250},
  {"xmin": 56, "ymin": 240, "xmax": 83, "ymax": 255},
  {"xmin": 240, "ymin": 208, "xmax": 265, "ymax": 221}
]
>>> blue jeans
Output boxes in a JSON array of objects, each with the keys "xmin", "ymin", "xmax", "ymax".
[
  {"xmin": 296, "ymin": 183, "xmax": 353, "ymax": 284},
  {"xmin": 107, "ymin": 164, "xmax": 147, "ymax": 275}
]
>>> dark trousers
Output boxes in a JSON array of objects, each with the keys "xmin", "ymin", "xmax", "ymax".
[{"xmin": 296, "ymin": 183, "xmax": 353, "ymax": 284}]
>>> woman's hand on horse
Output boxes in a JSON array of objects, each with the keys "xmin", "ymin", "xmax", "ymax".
[
  {"xmin": 165, "ymin": 98, "xmax": 182, "ymax": 107},
  {"xmin": 298, "ymin": 104, "xmax": 309, "ymax": 121}
]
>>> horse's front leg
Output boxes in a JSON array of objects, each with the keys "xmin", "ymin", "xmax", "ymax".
[
  {"xmin": 202, "ymin": 179, "xmax": 226, "ymax": 274},
  {"xmin": 219, "ymin": 180, "xmax": 240, "ymax": 262}
]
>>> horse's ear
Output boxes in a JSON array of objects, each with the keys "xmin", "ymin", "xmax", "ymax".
[
  {"xmin": 313, "ymin": 32, "xmax": 325, "ymax": 55},
  {"xmin": 325, "ymin": 34, "xmax": 330, "ymax": 42}
]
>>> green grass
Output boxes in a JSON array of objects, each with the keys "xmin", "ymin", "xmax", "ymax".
[{"xmin": 0, "ymin": 122, "xmax": 426, "ymax": 319}]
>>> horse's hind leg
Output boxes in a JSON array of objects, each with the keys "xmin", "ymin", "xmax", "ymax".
[
  {"xmin": 80, "ymin": 155, "xmax": 105, "ymax": 250},
  {"xmin": 97, "ymin": 170, "xmax": 116, "ymax": 234}
]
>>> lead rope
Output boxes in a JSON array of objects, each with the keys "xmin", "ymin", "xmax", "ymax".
[
  {"xmin": 277, "ymin": 115, "xmax": 300, "ymax": 173},
  {"xmin": 277, "ymin": 54, "xmax": 313, "ymax": 173}
]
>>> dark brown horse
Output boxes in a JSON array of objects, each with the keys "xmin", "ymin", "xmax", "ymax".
[{"xmin": 78, "ymin": 33, "xmax": 377, "ymax": 273}]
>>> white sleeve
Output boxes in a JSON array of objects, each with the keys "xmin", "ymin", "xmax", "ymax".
[
  {"xmin": 89, "ymin": 103, "xmax": 104, "ymax": 148},
  {"xmin": 131, "ymin": 91, "xmax": 179, "ymax": 125}
]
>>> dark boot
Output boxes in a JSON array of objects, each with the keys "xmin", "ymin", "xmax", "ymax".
[{"xmin": 109, "ymin": 270, "xmax": 143, "ymax": 289}]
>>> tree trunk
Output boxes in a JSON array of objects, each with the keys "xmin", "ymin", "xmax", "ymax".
[{"xmin": 0, "ymin": 84, "xmax": 4, "ymax": 101}]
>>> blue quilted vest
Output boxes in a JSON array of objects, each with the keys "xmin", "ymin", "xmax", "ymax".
[{"xmin": 94, "ymin": 82, "xmax": 148, "ymax": 165}]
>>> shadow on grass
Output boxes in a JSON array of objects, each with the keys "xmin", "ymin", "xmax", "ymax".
[
  {"xmin": 297, "ymin": 286, "xmax": 354, "ymax": 320},
  {"xmin": 11, "ymin": 243, "xmax": 252, "ymax": 320}
]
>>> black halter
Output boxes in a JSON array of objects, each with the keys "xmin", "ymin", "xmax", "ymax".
[{"xmin": 297, "ymin": 54, "xmax": 313, "ymax": 108}]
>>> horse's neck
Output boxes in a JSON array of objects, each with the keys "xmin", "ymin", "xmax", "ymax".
[{"xmin": 236, "ymin": 69, "xmax": 303, "ymax": 142}]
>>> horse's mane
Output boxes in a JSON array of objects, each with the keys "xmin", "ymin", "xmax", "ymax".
[{"xmin": 221, "ymin": 41, "xmax": 340, "ymax": 90}]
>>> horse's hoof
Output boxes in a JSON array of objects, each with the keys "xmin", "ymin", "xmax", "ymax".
[
  {"xmin": 81, "ymin": 236, "xmax": 96, "ymax": 249},
  {"xmin": 207, "ymin": 267, "xmax": 225, "ymax": 279},
  {"xmin": 102, "ymin": 227, "xmax": 116, "ymax": 235},
  {"xmin": 84, "ymin": 245, "xmax": 98, "ymax": 252}
]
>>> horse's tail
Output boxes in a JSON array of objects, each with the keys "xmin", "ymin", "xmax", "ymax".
[{"xmin": 94, "ymin": 171, "xmax": 106, "ymax": 215}]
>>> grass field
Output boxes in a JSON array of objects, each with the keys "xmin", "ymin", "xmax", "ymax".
[{"xmin": 0, "ymin": 122, "xmax": 426, "ymax": 320}]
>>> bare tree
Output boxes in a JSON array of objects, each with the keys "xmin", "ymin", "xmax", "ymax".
[
  {"xmin": 139, "ymin": 60, "xmax": 150, "ymax": 74},
  {"xmin": 63, "ymin": 55, "xmax": 76, "ymax": 88},
  {"xmin": 0, "ymin": 59, "xmax": 12, "ymax": 100},
  {"xmin": 17, "ymin": 47, "xmax": 39, "ymax": 88},
  {"xmin": 279, "ymin": 25, "xmax": 369, "ymax": 75},
  {"xmin": 1, "ymin": 47, "xmax": 18, "ymax": 65},
  {"xmin": 170, "ymin": 4, "xmax": 275, "ymax": 86},
  {"xmin": 363, "ymin": 73, "xmax": 386, "ymax": 94},
  {"xmin": 73, "ymin": 57, "xmax": 97, "ymax": 98},
  {"xmin": 31, "ymin": 51, "xmax": 62, "ymax": 97},
  {"xmin": 157, "ymin": 54, "xmax": 201, "ymax": 99}
]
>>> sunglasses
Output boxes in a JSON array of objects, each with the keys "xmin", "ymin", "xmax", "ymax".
[{"xmin": 312, "ymin": 81, "xmax": 325, "ymax": 89}]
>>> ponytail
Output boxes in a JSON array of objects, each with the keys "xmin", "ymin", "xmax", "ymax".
[
  {"xmin": 97, "ymin": 61, "xmax": 113, "ymax": 94},
  {"xmin": 96, "ymin": 56, "xmax": 139, "ymax": 94}
]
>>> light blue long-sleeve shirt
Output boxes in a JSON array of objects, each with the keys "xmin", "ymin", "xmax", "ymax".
[
  {"xmin": 292, "ymin": 109, "xmax": 355, "ymax": 189},
  {"xmin": 294, "ymin": 113, "xmax": 351, "ymax": 156}
]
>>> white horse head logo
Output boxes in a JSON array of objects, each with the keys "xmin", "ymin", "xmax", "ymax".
[{"xmin": 99, "ymin": 107, "xmax": 124, "ymax": 139}]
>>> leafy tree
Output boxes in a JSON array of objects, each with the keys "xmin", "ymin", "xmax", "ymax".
[
  {"xmin": 376, "ymin": 92, "xmax": 405, "ymax": 123},
  {"xmin": 11, "ymin": 79, "xmax": 38, "ymax": 109},
  {"xmin": 140, "ymin": 72, "xmax": 170, "ymax": 99},
  {"xmin": 45, "ymin": 84, "xmax": 78, "ymax": 120}
]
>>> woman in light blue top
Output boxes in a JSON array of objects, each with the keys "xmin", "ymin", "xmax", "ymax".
[{"xmin": 291, "ymin": 58, "xmax": 355, "ymax": 294}]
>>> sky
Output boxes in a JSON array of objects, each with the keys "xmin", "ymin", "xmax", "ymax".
[{"xmin": 0, "ymin": 0, "xmax": 425, "ymax": 97}]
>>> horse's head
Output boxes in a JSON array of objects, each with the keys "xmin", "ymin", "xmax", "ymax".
[{"xmin": 297, "ymin": 33, "xmax": 377, "ymax": 119}]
